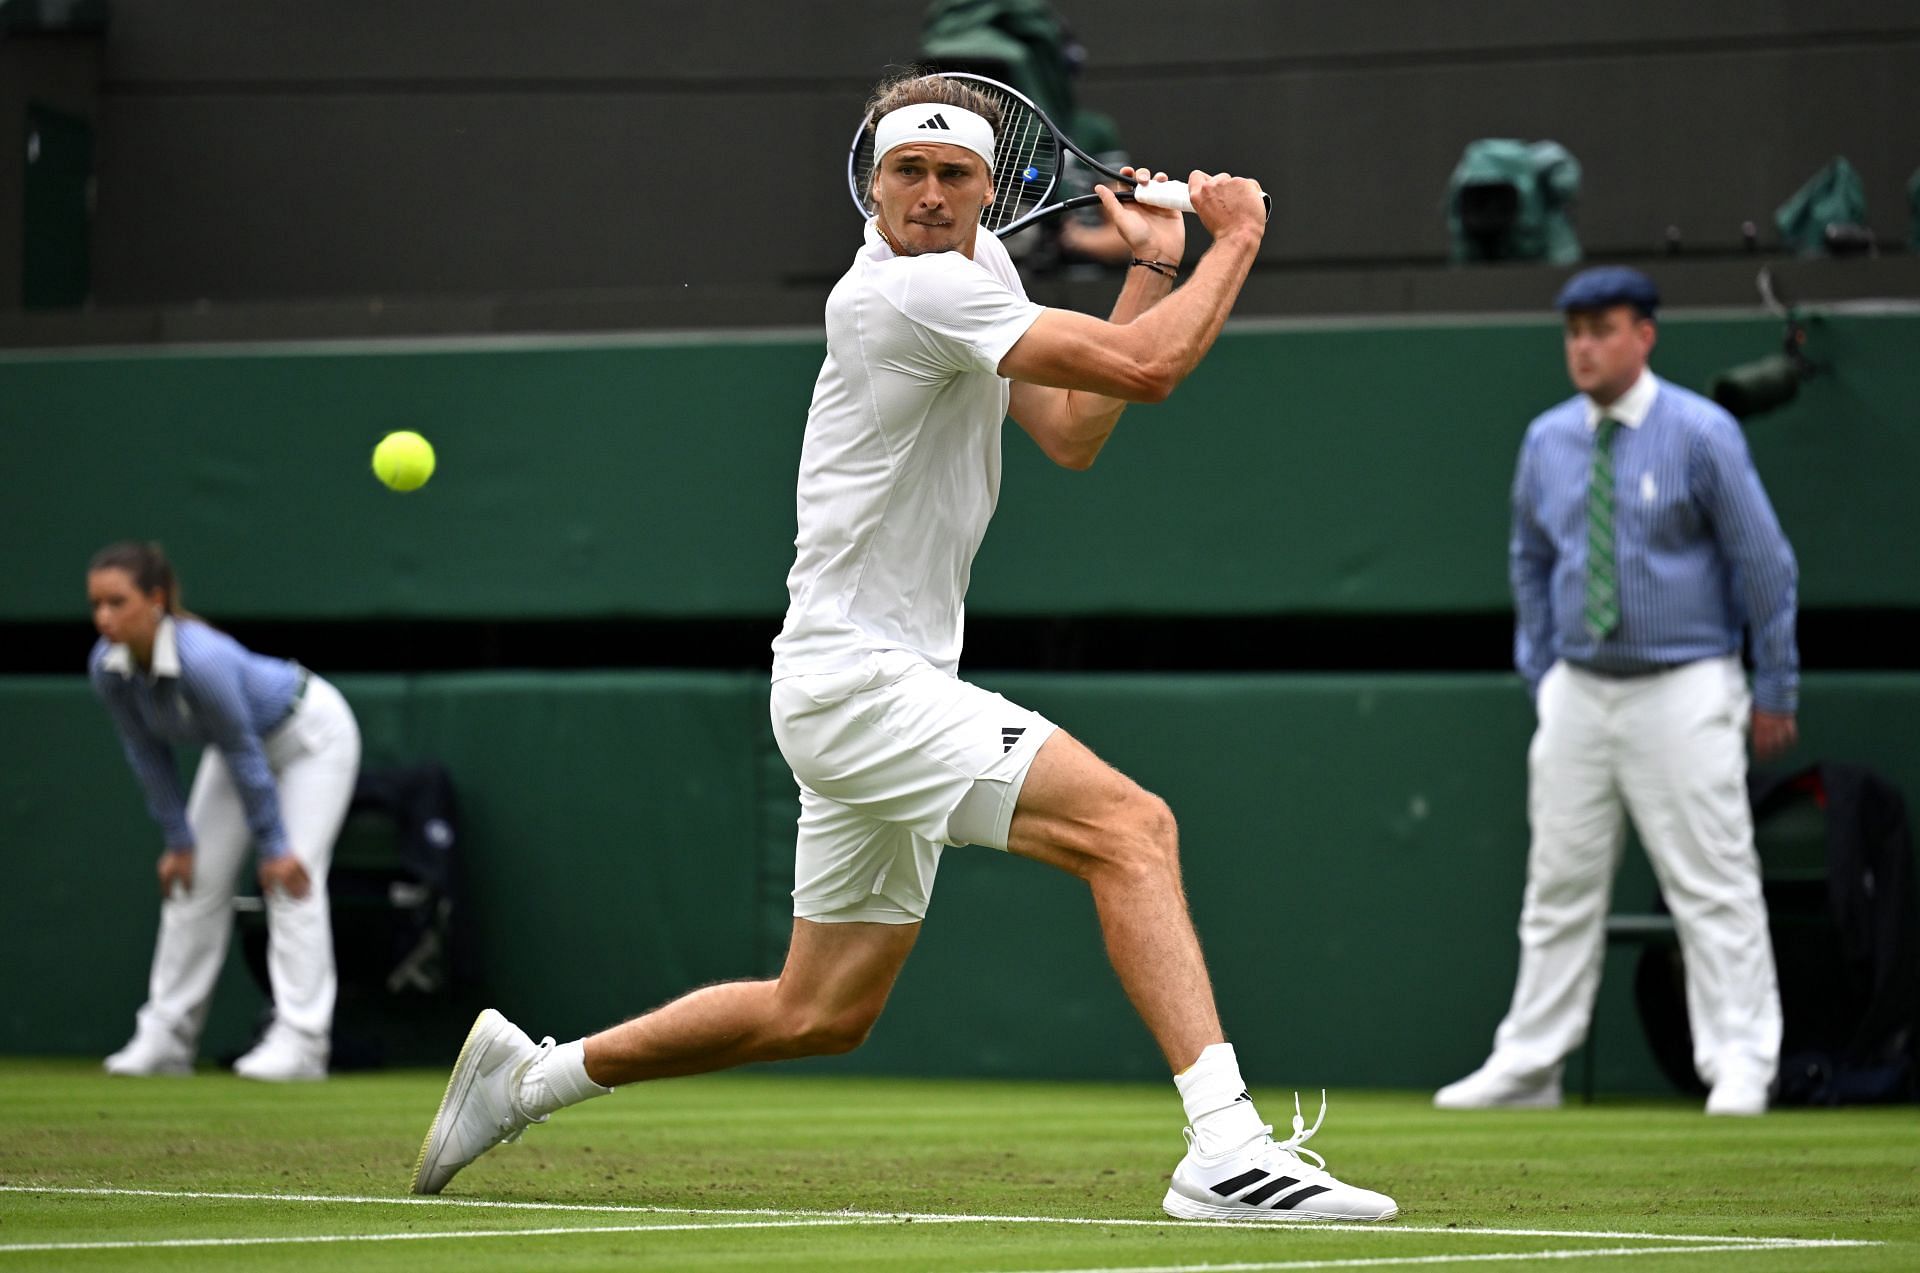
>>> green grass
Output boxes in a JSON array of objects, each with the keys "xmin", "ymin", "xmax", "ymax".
[{"xmin": 1, "ymin": 1057, "xmax": 1914, "ymax": 1271}]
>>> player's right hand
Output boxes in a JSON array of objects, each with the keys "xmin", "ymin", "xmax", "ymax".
[
  {"xmin": 157, "ymin": 848, "xmax": 194, "ymax": 898},
  {"xmin": 1187, "ymin": 170, "xmax": 1267, "ymax": 240}
]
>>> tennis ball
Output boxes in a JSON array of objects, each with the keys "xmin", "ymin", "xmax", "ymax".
[{"xmin": 372, "ymin": 431, "xmax": 436, "ymax": 492}]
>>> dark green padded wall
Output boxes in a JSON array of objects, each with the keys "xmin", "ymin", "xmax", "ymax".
[
  {"xmin": 7, "ymin": 672, "xmax": 1915, "ymax": 1091},
  {"xmin": 4, "ymin": 314, "xmax": 1913, "ymax": 1088},
  {"xmin": 815, "ymin": 671, "xmax": 1920, "ymax": 1091},
  {"xmin": 0, "ymin": 674, "xmax": 774, "ymax": 1063},
  {"xmin": 3, "ymin": 313, "xmax": 1912, "ymax": 621}
]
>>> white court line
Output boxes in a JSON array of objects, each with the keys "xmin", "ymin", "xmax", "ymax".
[
  {"xmin": 0, "ymin": 1185, "xmax": 1881, "ymax": 1264},
  {"xmin": 975, "ymin": 1246, "xmax": 1883, "ymax": 1273},
  {"xmin": 0, "ymin": 1185, "xmax": 1871, "ymax": 1248},
  {"xmin": 0, "ymin": 1218, "xmax": 873, "ymax": 1255}
]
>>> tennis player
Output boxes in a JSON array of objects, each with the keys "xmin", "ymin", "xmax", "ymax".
[{"xmin": 414, "ymin": 72, "xmax": 1396, "ymax": 1223}]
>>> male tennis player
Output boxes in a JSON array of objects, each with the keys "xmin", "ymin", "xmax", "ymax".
[{"xmin": 413, "ymin": 72, "xmax": 1396, "ymax": 1223}]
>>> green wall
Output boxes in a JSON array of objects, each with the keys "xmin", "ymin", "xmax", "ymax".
[
  {"xmin": 3, "ymin": 313, "xmax": 1914, "ymax": 621},
  {"xmin": 4, "ymin": 314, "xmax": 1914, "ymax": 1091},
  {"xmin": 6, "ymin": 671, "xmax": 1915, "ymax": 1092}
]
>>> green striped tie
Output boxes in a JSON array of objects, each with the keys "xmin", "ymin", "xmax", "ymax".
[{"xmin": 1584, "ymin": 417, "xmax": 1622, "ymax": 639}]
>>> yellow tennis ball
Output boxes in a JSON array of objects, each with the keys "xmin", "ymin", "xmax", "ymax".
[{"xmin": 372, "ymin": 431, "xmax": 436, "ymax": 491}]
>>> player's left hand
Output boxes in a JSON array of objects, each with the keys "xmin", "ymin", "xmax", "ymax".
[
  {"xmin": 1751, "ymin": 709, "xmax": 1798, "ymax": 760},
  {"xmin": 1097, "ymin": 165, "xmax": 1185, "ymax": 268},
  {"xmin": 258, "ymin": 854, "xmax": 312, "ymax": 900}
]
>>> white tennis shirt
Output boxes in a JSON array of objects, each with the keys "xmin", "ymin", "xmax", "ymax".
[{"xmin": 771, "ymin": 220, "xmax": 1045, "ymax": 680}]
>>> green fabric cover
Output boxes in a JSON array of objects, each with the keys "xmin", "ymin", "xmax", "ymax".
[
  {"xmin": 1447, "ymin": 138, "xmax": 1583, "ymax": 266},
  {"xmin": 1775, "ymin": 157, "xmax": 1869, "ymax": 256},
  {"xmin": 921, "ymin": 0, "xmax": 1081, "ymax": 124}
]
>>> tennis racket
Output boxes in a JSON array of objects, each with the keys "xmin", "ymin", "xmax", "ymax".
[{"xmin": 847, "ymin": 72, "xmax": 1272, "ymax": 240}]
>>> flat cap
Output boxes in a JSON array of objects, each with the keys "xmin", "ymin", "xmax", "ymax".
[{"xmin": 1554, "ymin": 266, "xmax": 1660, "ymax": 316}]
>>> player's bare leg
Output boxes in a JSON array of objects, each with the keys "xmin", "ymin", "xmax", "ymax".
[
  {"xmin": 413, "ymin": 919, "xmax": 915, "ymax": 1194},
  {"xmin": 582, "ymin": 919, "xmax": 918, "ymax": 1083},
  {"xmin": 1008, "ymin": 730, "xmax": 1396, "ymax": 1222},
  {"xmin": 1006, "ymin": 731, "xmax": 1221, "ymax": 1070}
]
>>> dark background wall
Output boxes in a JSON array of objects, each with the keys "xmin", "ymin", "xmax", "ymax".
[
  {"xmin": 0, "ymin": 23, "xmax": 102, "ymax": 310},
  {"xmin": 3, "ymin": 1, "xmax": 1918, "ymax": 337}
]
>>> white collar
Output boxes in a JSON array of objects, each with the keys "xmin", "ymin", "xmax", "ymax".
[
  {"xmin": 101, "ymin": 614, "xmax": 182, "ymax": 680},
  {"xmin": 1585, "ymin": 368, "xmax": 1657, "ymax": 431}
]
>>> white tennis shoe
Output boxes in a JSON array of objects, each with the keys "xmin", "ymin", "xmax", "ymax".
[
  {"xmin": 410, "ymin": 1009, "xmax": 551, "ymax": 1195},
  {"xmin": 1433, "ymin": 1062, "xmax": 1563, "ymax": 1110},
  {"xmin": 233, "ymin": 1023, "xmax": 327, "ymax": 1082},
  {"xmin": 103, "ymin": 1029, "xmax": 193, "ymax": 1077},
  {"xmin": 1705, "ymin": 1073, "xmax": 1769, "ymax": 1116},
  {"xmin": 1163, "ymin": 1093, "xmax": 1397, "ymax": 1222}
]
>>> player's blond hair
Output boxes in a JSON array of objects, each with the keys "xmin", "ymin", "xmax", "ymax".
[{"xmin": 864, "ymin": 70, "xmax": 1003, "ymax": 146}]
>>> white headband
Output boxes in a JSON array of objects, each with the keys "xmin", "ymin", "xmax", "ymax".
[{"xmin": 872, "ymin": 103, "xmax": 996, "ymax": 171}]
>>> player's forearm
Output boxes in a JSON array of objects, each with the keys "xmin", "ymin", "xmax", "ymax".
[
  {"xmin": 1009, "ymin": 380, "xmax": 1124, "ymax": 471},
  {"xmin": 1108, "ymin": 260, "xmax": 1176, "ymax": 327},
  {"xmin": 996, "ymin": 223, "xmax": 1261, "ymax": 406},
  {"xmin": 1050, "ymin": 393, "xmax": 1125, "ymax": 468},
  {"xmin": 1118, "ymin": 228, "xmax": 1262, "ymax": 396},
  {"xmin": 1041, "ymin": 232, "xmax": 1250, "ymax": 453},
  {"xmin": 1047, "ymin": 268, "xmax": 1180, "ymax": 437},
  {"xmin": 1052, "ymin": 273, "xmax": 1173, "ymax": 443}
]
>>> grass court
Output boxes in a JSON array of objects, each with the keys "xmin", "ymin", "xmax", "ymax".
[{"xmin": 1, "ymin": 1058, "xmax": 1913, "ymax": 1271}]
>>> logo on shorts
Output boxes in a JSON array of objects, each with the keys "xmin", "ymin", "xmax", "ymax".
[{"xmin": 1001, "ymin": 726, "xmax": 1026, "ymax": 754}]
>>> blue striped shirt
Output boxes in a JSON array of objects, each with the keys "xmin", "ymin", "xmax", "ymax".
[
  {"xmin": 89, "ymin": 616, "xmax": 304, "ymax": 858},
  {"xmin": 1510, "ymin": 371, "xmax": 1799, "ymax": 712}
]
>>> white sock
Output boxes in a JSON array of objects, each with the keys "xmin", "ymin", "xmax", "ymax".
[
  {"xmin": 517, "ymin": 1039, "xmax": 612, "ymax": 1119},
  {"xmin": 1174, "ymin": 1041, "xmax": 1266, "ymax": 1157}
]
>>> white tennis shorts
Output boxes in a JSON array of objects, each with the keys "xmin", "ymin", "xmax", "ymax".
[{"xmin": 769, "ymin": 650, "xmax": 1057, "ymax": 924}]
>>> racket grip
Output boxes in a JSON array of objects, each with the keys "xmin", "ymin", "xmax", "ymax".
[
  {"xmin": 1132, "ymin": 179, "xmax": 1273, "ymax": 220},
  {"xmin": 1132, "ymin": 180, "xmax": 1193, "ymax": 212}
]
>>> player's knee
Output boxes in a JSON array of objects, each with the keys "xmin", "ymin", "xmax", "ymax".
[
  {"xmin": 1141, "ymin": 791, "xmax": 1179, "ymax": 856},
  {"xmin": 1092, "ymin": 788, "xmax": 1180, "ymax": 880},
  {"xmin": 1126, "ymin": 787, "xmax": 1178, "ymax": 852},
  {"xmin": 800, "ymin": 1007, "xmax": 878, "ymax": 1056},
  {"xmin": 778, "ymin": 1002, "xmax": 881, "ymax": 1057}
]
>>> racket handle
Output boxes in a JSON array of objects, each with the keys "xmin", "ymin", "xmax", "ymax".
[
  {"xmin": 1131, "ymin": 180, "xmax": 1193, "ymax": 212},
  {"xmin": 1132, "ymin": 179, "xmax": 1273, "ymax": 220}
]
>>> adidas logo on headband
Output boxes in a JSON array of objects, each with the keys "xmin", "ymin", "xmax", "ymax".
[{"xmin": 875, "ymin": 104, "xmax": 995, "ymax": 168}]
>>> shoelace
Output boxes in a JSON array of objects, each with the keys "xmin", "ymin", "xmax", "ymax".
[
  {"xmin": 1266, "ymin": 1089, "xmax": 1330, "ymax": 1173},
  {"xmin": 500, "ymin": 1036, "xmax": 558, "ymax": 1143},
  {"xmin": 1180, "ymin": 1089, "xmax": 1334, "ymax": 1172}
]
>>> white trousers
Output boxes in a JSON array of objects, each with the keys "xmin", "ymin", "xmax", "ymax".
[
  {"xmin": 133, "ymin": 675, "xmax": 361, "ymax": 1053},
  {"xmin": 1489, "ymin": 657, "xmax": 1782, "ymax": 1089}
]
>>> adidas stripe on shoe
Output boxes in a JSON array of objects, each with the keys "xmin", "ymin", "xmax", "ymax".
[{"xmin": 1163, "ymin": 1092, "xmax": 1397, "ymax": 1223}]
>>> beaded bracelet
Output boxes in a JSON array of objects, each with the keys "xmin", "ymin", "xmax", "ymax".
[{"xmin": 1130, "ymin": 258, "xmax": 1179, "ymax": 279}]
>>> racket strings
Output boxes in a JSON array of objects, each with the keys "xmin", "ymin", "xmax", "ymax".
[{"xmin": 981, "ymin": 91, "xmax": 1056, "ymax": 234}]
